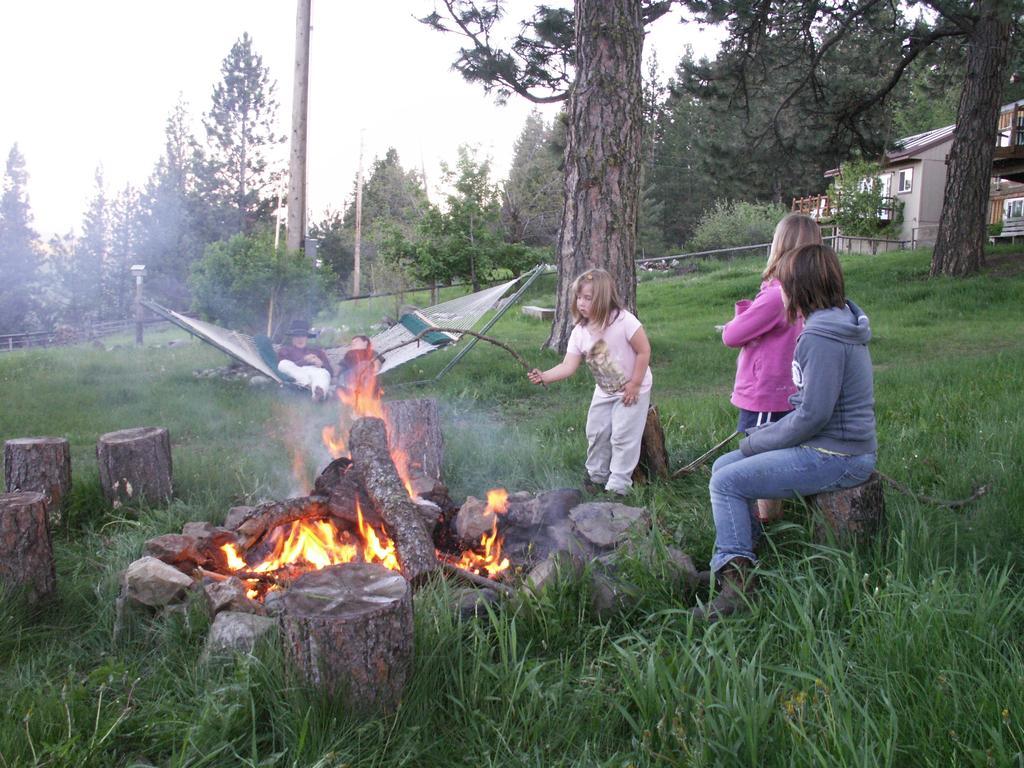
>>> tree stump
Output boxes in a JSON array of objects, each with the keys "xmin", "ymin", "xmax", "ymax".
[
  {"xmin": 809, "ymin": 473, "xmax": 886, "ymax": 546},
  {"xmin": 279, "ymin": 563, "xmax": 413, "ymax": 713},
  {"xmin": 0, "ymin": 491, "xmax": 56, "ymax": 602},
  {"xmin": 4, "ymin": 437, "xmax": 72, "ymax": 527},
  {"xmin": 97, "ymin": 427, "xmax": 173, "ymax": 507},
  {"xmin": 383, "ymin": 398, "xmax": 444, "ymax": 482},
  {"xmin": 632, "ymin": 405, "xmax": 670, "ymax": 484}
]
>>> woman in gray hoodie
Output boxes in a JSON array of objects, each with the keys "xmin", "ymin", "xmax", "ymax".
[{"xmin": 693, "ymin": 244, "xmax": 877, "ymax": 621}]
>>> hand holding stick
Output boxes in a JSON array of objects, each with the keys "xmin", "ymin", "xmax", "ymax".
[{"xmin": 671, "ymin": 430, "xmax": 741, "ymax": 478}]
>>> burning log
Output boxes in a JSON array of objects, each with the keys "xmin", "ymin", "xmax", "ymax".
[
  {"xmin": 232, "ymin": 497, "xmax": 332, "ymax": 550},
  {"xmin": 382, "ymin": 398, "xmax": 444, "ymax": 484},
  {"xmin": 279, "ymin": 563, "xmax": 413, "ymax": 713},
  {"xmin": 0, "ymin": 491, "xmax": 56, "ymax": 602},
  {"xmin": 349, "ymin": 417, "xmax": 439, "ymax": 584},
  {"xmin": 96, "ymin": 427, "xmax": 173, "ymax": 507},
  {"xmin": 3, "ymin": 437, "xmax": 72, "ymax": 527}
]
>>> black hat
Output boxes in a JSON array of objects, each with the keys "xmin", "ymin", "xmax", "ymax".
[{"xmin": 285, "ymin": 320, "xmax": 315, "ymax": 338}]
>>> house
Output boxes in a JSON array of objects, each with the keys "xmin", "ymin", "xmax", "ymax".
[{"xmin": 792, "ymin": 100, "xmax": 1024, "ymax": 245}]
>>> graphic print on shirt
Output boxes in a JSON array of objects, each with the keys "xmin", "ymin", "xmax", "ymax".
[
  {"xmin": 585, "ymin": 339, "xmax": 629, "ymax": 394},
  {"xmin": 791, "ymin": 359, "xmax": 804, "ymax": 389}
]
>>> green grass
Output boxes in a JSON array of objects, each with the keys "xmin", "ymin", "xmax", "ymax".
[{"xmin": 1, "ymin": 247, "xmax": 1023, "ymax": 766}]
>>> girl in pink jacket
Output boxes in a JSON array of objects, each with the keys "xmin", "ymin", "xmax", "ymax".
[{"xmin": 721, "ymin": 213, "xmax": 822, "ymax": 518}]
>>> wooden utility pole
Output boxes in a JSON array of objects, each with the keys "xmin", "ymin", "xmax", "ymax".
[
  {"xmin": 286, "ymin": 0, "xmax": 312, "ymax": 254},
  {"xmin": 352, "ymin": 133, "xmax": 364, "ymax": 295}
]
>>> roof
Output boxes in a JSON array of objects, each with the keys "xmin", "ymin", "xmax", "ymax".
[{"xmin": 884, "ymin": 99, "xmax": 1024, "ymax": 165}]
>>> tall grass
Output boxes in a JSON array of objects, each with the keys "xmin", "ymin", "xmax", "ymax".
[{"xmin": 0, "ymin": 247, "xmax": 1022, "ymax": 766}]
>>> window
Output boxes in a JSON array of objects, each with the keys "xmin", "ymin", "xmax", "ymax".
[
  {"xmin": 1005, "ymin": 198, "xmax": 1024, "ymax": 219},
  {"xmin": 897, "ymin": 168, "xmax": 913, "ymax": 194}
]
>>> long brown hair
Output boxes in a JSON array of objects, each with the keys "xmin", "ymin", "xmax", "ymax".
[
  {"xmin": 764, "ymin": 213, "xmax": 823, "ymax": 280},
  {"xmin": 569, "ymin": 268, "xmax": 622, "ymax": 328},
  {"xmin": 777, "ymin": 244, "xmax": 846, "ymax": 323}
]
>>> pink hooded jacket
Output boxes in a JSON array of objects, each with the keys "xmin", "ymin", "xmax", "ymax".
[{"xmin": 722, "ymin": 278, "xmax": 803, "ymax": 412}]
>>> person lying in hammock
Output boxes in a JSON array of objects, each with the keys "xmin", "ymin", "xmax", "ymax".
[{"xmin": 276, "ymin": 320, "xmax": 334, "ymax": 401}]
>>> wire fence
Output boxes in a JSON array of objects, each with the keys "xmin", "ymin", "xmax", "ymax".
[{"xmin": 0, "ymin": 317, "xmax": 169, "ymax": 353}]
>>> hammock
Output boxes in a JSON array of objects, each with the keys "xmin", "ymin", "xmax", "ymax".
[{"xmin": 141, "ymin": 272, "xmax": 530, "ymax": 386}]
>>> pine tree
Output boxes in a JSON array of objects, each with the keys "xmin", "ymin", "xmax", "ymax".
[
  {"xmin": 502, "ymin": 110, "xmax": 563, "ymax": 247},
  {"xmin": 199, "ymin": 33, "xmax": 284, "ymax": 241},
  {"xmin": 0, "ymin": 144, "xmax": 43, "ymax": 332},
  {"xmin": 71, "ymin": 169, "xmax": 109, "ymax": 324},
  {"xmin": 139, "ymin": 98, "xmax": 207, "ymax": 307},
  {"xmin": 108, "ymin": 186, "xmax": 142, "ymax": 320}
]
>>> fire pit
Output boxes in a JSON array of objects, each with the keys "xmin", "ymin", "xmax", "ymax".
[{"xmin": 117, "ymin": 368, "xmax": 685, "ymax": 712}]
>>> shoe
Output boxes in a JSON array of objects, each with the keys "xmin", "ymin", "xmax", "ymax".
[
  {"xmin": 582, "ymin": 473, "xmax": 602, "ymax": 495},
  {"xmin": 690, "ymin": 558, "xmax": 756, "ymax": 622}
]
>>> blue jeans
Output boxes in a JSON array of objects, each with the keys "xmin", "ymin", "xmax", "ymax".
[{"xmin": 708, "ymin": 447, "xmax": 876, "ymax": 573}]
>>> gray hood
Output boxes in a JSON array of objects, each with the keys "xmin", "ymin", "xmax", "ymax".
[{"xmin": 801, "ymin": 300, "xmax": 871, "ymax": 345}]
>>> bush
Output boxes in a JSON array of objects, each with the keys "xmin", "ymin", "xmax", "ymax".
[
  {"xmin": 687, "ymin": 200, "xmax": 788, "ymax": 256},
  {"xmin": 988, "ymin": 221, "xmax": 1003, "ymax": 237},
  {"xmin": 189, "ymin": 230, "xmax": 334, "ymax": 335}
]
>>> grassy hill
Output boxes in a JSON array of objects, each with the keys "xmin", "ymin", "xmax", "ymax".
[{"xmin": 1, "ymin": 247, "xmax": 1022, "ymax": 766}]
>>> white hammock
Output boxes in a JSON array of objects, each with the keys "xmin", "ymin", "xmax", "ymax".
[{"xmin": 143, "ymin": 274, "xmax": 528, "ymax": 385}]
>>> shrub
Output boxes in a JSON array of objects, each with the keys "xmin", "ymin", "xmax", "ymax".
[
  {"xmin": 189, "ymin": 230, "xmax": 334, "ymax": 335},
  {"xmin": 687, "ymin": 200, "xmax": 788, "ymax": 256}
]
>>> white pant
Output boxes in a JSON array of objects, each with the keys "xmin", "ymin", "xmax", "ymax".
[
  {"xmin": 585, "ymin": 388, "xmax": 651, "ymax": 494},
  {"xmin": 278, "ymin": 359, "xmax": 331, "ymax": 396}
]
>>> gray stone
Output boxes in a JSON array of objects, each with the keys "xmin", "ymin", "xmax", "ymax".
[
  {"xmin": 569, "ymin": 501, "xmax": 650, "ymax": 549},
  {"xmin": 455, "ymin": 495, "xmax": 495, "ymax": 543},
  {"xmin": 589, "ymin": 569, "xmax": 639, "ymax": 620},
  {"xmin": 182, "ymin": 521, "xmax": 216, "ymax": 539},
  {"xmin": 262, "ymin": 590, "xmax": 287, "ymax": 617},
  {"xmin": 203, "ymin": 611, "xmax": 277, "ymax": 659},
  {"xmin": 524, "ymin": 552, "xmax": 583, "ymax": 594},
  {"xmin": 123, "ymin": 556, "xmax": 194, "ymax": 608},
  {"xmin": 456, "ymin": 588, "xmax": 499, "ymax": 621},
  {"xmin": 507, "ymin": 490, "xmax": 534, "ymax": 504},
  {"xmin": 248, "ymin": 375, "xmax": 272, "ymax": 387},
  {"xmin": 413, "ymin": 497, "xmax": 441, "ymax": 534},
  {"xmin": 203, "ymin": 577, "xmax": 264, "ymax": 616}
]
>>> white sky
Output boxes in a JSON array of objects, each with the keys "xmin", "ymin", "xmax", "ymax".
[{"xmin": 0, "ymin": 1, "xmax": 723, "ymax": 239}]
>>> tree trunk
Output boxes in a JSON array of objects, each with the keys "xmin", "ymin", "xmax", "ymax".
[
  {"xmin": 546, "ymin": 0, "xmax": 644, "ymax": 352},
  {"xmin": 348, "ymin": 417, "xmax": 439, "ymax": 584},
  {"xmin": 279, "ymin": 563, "xmax": 413, "ymax": 713},
  {"xmin": 810, "ymin": 473, "xmax": 886, "ymax": 548},
  {"xmin": 383, "ymin": 398, "xmax": 445, "ymax": 484},
  {"xmin": 0, "ymin": 491, "xmax": 56, "ymax": 602},
  {"xmin": 4, "ymin": 437, "xmax": 71, "ymax": 527},
  {"xmin": 96, "ymin": 427, "xmax": 173, "ymax": 507},
  {"xmin": 631, "ymin": 406, "xmax": 669, "ymax": 484},
  {"xmin": 930, "ymin": 0, "xmax": 1012, "ymax": 277}
]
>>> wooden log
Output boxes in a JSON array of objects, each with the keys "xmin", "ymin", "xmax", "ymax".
[
  {"xmin": 96, "ymin": 427, "xmax": 173, "ymax": 507},
  {"xmin": 4, "ymin": 437, "xmax": 72, "ymax": 527},
  {"xmin": 632, "ymin": 405, "xmax": 670, "ymax": 484},
  {"xmin": 0, "ymin": 491, "xmax": 56, "ymax": 601},
  {"xmin": 348, "ymin": 417, "xmax": 439, "ymax": 584},
  {"xmin": 383, "ymin": 398, "xmax": 444, "ymax": 483},
  {"xmin": 279, "ymin": 563, "xmax": 413, "ymax": 713},
  {"xmin": 809, "ymin": 473, "xmax": 886, "ymax": 547}
]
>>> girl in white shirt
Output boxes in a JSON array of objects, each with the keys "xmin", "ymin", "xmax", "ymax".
[{"xmin": 528, "ymin": 269, "xmax": 653, "ymax": 496}]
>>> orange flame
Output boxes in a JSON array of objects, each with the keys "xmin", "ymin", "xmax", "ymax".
[
  {"xmin": 449, "ymin": 488, "xmax": 510, "ymax": 578},
  {"xmin": 357, "ymin": 502, "xmax": 400, "ymax": 571},
  {"xmin": 320, "ymin": 355, "xmax": 417, "ymax": 497}
]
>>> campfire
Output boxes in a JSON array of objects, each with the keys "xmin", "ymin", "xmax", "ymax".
[{"xmin": 204, "ymin": 363, "xmax": 513, "ymax": 601}]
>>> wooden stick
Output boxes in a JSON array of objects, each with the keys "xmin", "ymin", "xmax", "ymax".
[
  {"xmin": 671, "ymin": 430, "xmax": 741, "ymax": 478},
  {"xmin": 197, "ymin": 566, "xmax": 284, "ymax": 585},
  {"xmin": 876, "ymin": 472, "xmax": 991, "ymax": 510},
  {"xmin": 441, "ymin": 561, "xmax": 514, "ymax": 597}
]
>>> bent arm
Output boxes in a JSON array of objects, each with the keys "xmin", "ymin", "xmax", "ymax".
[
  {"xmin": 722, "ymin": 286, "xmax": 787, "ymax": 348},
  {"xmin": 627, "ymin": 326, "xmax": 651, "ymax": 386}
]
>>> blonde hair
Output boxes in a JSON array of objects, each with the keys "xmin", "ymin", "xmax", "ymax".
[
  {"xmin": 764, "ymin": 213, "xmax": 823, "ymax": 280},
  {"xmin": 569, "ymin": 268, "xmax": 622, "ymax": 328}
]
